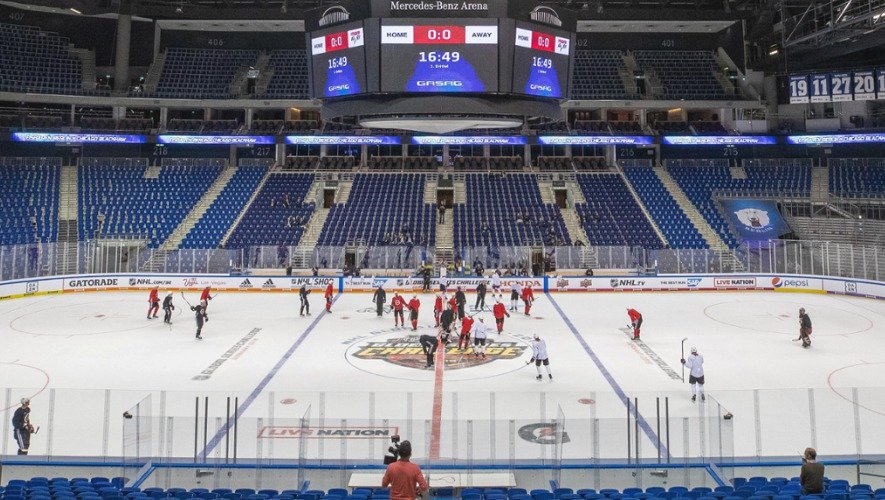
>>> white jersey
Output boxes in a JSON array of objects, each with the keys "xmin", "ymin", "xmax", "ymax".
[
  {"xmin": 511, "ymin": 283, "xmax": 522, "ymax": 295},
  {"xmin": 684, "ymin": 354, "xmax": 704, "ymax": 377},
  {"xmin": 491, "ymin": 274, "xmax": 501, "ymax": 288},
  {"xmin": 438, "ymin": 276, "xmax": 448, "ymax": 288},
  {"xmin": 471, "ymin": 321, "xmax": 489, "ymax": 339},
  {"xmin": 531, "ymin": 338, "xmax": 548, "ymax": 360}
]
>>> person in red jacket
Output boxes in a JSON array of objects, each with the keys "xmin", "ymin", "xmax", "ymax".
[
  {"xmin": 324, "ymin": 282, "xmax": 334, "ymax": 312},
  {"xmin": 492, "ymin": 299, "xmax": 510, "ymax": 333},
  {"xmin": 391, "ymin": 292, "xmax": 406, "ymax": 327},
  {"xmin": 458, "ymin": 315, "xmax": 474, "ymax": 350},
  {"xmin": 199, "ymin": 286, "xmax": 214, "ymax": 318},
  {"xmin": 147, "ymin": 286, "xmax": 160, "ymax": 319},
  {"xmin": 433, "ymin": 293, "xmax": 444, "ymax": 327},
  {"xmin": 521, "ymin": 284, "xmax": 535, "ymax": 316},
  {"xmin": 448, "ymin": 294, "xmax": 457, "ymax": 314},
  {"xmin": 627, "ymin": 308, "xmax": 642, "ymax": 340},
  {"xmin": 407, "ymin": 295, "xmax": 421, "ymax": 331}
]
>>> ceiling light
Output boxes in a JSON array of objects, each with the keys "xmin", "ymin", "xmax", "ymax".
[{"xmin": 69, "ymin": 7, "xmax": 81, "ymax": 14}]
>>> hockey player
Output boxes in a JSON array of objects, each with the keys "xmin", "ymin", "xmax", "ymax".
[
  {"xmin": 191, "ymin": 300, "xmax": 208, "ymax": 340},
  {"xmin": 492, "ymin": 299, "xmax": 510, "ymax": 333},
  {"xmin": 680, "ymin": 347, "xmax": 705, "ymax": 402},
  {"xmin": 454, "ymin": 287, "xmax": 467, "ymax": 320},
  {"xmin": 475, "ymin": 280, "xmax": 487, "ymax": 311},
  {"xmin": 798, "ymin": 307, "xmax": 813, "ymax": 348},
  {"xmin": 527, "ymin": 334, "xmax": 552, "ymax": 380},
  {"xmin": 433, "ymin": 292, "xmax": 444, "ymax": 326},
  {"xmin": 438, "ymin": 274, "xmax": 449, "ymax": 293},
  {"xmin": 13, "ymin": 397, "xmax": 34, "ymax": 455},
  {"xmin": 510, "ymin": 282, "xmax": 522, "ymax": 311},
  {"xmin": 199, "ymin": 287, "xmax": 214, "ymax": 317},
  {"xmin": 407, "ymin": 295, "xmax": 421, "ymax": 331},
  {"xmin": 391, "ymin": 292, "xmax": 406, "ymax": 327},
  {"xmin": 627, "ymin": 308, "xmax": 643, "ymax": 340},
  {"xmin": 147, "ymin": 286, "xmax": 160, "ymax": 319},
  {"xmin": 491, "ymin": 271, "xmax": 502, "ymax": 295},
  {"xmin": 521, "ymin": 284, "xmax": 535, "ymax": 316},
  {"xmin": 373, "ymin": 285, "xmax": 387, "ymax": 318},
  {"xmin": 419, "ymin": 330, "xmax": 449, "ymax": 369},
  {"xmin": 324, "ymin": 282, "xmax": 334, "ymax": 312},
  {"xmin": 299, "ymin": 284, "xmax": 311, "ymax": 316},
  {"xmin": 440, "ymin": 302, "xmax": 456, "ymax": 334},
  {"xmin": 162, "ymin": 292, "xmax": 175, "ymax": 324},
  {"xmin": 458, "ymin": 314, "xmax": 474, "ymax": 350},
  {"xmin": 448, "ymin": 293, "xmax": 458, "ymax": 314},
  {"xmin": 472, "ymin": 317, "xmax": 489, "ymax": 358}
]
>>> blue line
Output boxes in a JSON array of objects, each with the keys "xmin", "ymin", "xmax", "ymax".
[
  {"xmin": 199, "ymin": 293, "xmax": 341, "ymax": 458},
  {"xmin": 131, "ymin": 466, "xmax": 156, "ymax": 489},
  {"xmin": 545, "ymin": 293, "xmax": 670, "ymax": 458}
]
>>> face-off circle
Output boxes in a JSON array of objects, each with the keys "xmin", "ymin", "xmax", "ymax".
[{"xmin": 344, "ymin": 323, "xmax": 531, "ymax": 382}]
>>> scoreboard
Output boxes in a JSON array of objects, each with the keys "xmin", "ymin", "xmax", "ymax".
[
  {"xmin": 512, "ymin": 22, "xmax": 571, "ymax": 99},
  {"xmin": 380, "ymin": 19, "xmax": 500, "ymax": 93},
  {"xmin": 310, "ymin": 21, "xmax": 367, "ymax": 98},
  {"xmin": 788, "ymin": 69, "xmax": 885, "ymax": 104}
]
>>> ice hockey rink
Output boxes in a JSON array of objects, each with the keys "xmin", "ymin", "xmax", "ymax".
[{"xmin": 1, "ymin": 288, "xmax": 884, "ymax": 463}]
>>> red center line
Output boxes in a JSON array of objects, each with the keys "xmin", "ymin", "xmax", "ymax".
[{"xmin": 429, "ymin": 337, "xmax": 445, "ymax": 459}]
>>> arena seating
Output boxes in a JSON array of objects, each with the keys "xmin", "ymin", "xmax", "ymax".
[
  {"xmin": 283, "ymin": 157, "xmax": 319, "ymax": 171},
  {"xmin": 179, "ymin": 165, "xmax": 269, "ymax": 249},
  {"xmin": 633, "ymin": 50, "xmax": 729, "ymax": 100},
  {"xmin": 667, "ymin": 158, "xmax": 811, "ymax": 248},
  {"xmin": 154, "ymin": 48, "xmax": 258, "ymax": 99},
  {"xmin": 282, "ymin": 120, "xmax": 320, "ymax": 133},
  {"xmin": 318, "ymin": 156, "xmax": 356, "ymax": 171},
  {"xmin": 0, "ymin": 157, "xmax": 59, "ymax": 245},
  {"xmin": 78, "ymin": 158, "xmax": 223, "ymax": 247},
  {"xmin": 829, "ymin": 158, "xmax": 885, "ymax": 198},
  {"xmin": 571, "ymin": 50, "xmax": 630, "ymax": 99},
  {"xmin": 622, "ymin": 167, "xmax": 706, "ymax": 248},
  {"xmin": 317, "ymin": 174, "xmax": 436, "ymax": 246},
  {"xmin": 367, "ymin": 156, "xmax": 405, "ymax": 171},
  {"xmin": 691, "ymin": 121, "xmax": 729, "ymax": 135},
  {"xmin": 573, "ymin": 157, "xmax": 607, "ymax": 171},
  {"xmin": 574, "ymin": 173, "xmax": 663, "ymax": 248},
  {"xmin": 262, "ymin": 50, "xmax": 311, "ymax": 99},
  {"xmin": 80, "ymin": 117, "xmax": 153, "ymax": 133},
  {"xmin": 225, "ymin": 173, "xmax": 316, "ymax": 248},
  {"xmin": 453, "ymin": 174, "xmax": 570, "ymax": 247},
  {"xmin": 0, "ymin": 23, "xmax": 88, "ymax": 95},
  {"xmin": 536, "ymin": 157, "xmax": 573, "ymax": 171}
]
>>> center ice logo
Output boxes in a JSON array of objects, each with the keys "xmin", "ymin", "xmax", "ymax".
[
  {"xmin": 734, "ymin": 208, "xmax": 771, "ymax": 230},
  {"xmin": 351, "ymin": 334, "xmax": 527, "ymax": 370}
]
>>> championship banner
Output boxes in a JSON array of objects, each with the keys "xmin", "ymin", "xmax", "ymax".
[{"xmin": 720, "ymin": 199, "xmax": 791, "ymax": 241}]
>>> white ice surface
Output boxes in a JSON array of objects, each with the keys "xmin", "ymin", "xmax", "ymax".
[{"xmin": 1, "ymin": 290, "xmax": 884, "ymax": 462}]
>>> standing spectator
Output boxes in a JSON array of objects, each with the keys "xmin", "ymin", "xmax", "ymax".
[
  {"xmin": 381, "ymin": 440, "xmax": 428, "ymax": 500},
  {"xmin": 800, "ymin": 448, "xmax": 824, "ymax": 494},
  {"xmin": 438, "ymin": 201, "xmax": 446, "ymax": 224}
]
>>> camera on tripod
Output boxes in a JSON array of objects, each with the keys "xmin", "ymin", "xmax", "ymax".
[{"xmin": 383, "ymin": 435, "xmax": 402, "ymax": 465}]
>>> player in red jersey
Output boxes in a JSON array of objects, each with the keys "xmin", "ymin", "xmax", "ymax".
[
  {"xmin": 324, "ymin": 282, "xmax": 334, "ymax": 312},
  {"xmin": 492, "ymin": 299, "xmax": 510, "ymax": 333},
  {"xmin": 407, "ymin": 295, "xmax": 421, "ymax": 331},
  {"xmin": 448, "ymin": 294, "xmax": 457, "ymax": 313},
  {"xmin": 627, "ymin": 308, "xmax": 642, "ymax": 340},
  {"xmin": 458, "ymin": 315, "xmax": 474, "ymax": 350},
  {"xmin": 433, "ymin": 293, "xmax": 444, "ymax": 327},
  {"xmin": 521, "ymin": 284, "xmax": 535, "ymax": 316},
  {"xmin": 147, "ymin": 286, "xmax": 160, "ymax": 319},
  {"xmin": 391, "ymin": 292, "xmax": 406, "ymax": 327}
]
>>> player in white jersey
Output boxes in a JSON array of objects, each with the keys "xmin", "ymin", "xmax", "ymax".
[
  {"xmin": 510, "ymin": 282, "xmax": 522, "ymax": 311},
  {"xmin": 681, "ymin": 347, "xmax": 705, "ymax": 402},
  {"xmin": 471, "ymin": 317, "xmax": 489, "ymax": 358},
  {"xmin": 527, "ymin": 334, "xmax": 552, "ymax": 380},
  {"xmin": 491, "ymin": 272, "xmax": 502, "ymax": 296}
]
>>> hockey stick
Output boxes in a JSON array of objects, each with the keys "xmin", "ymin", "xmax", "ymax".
[
  {"xmin": 681, "ymin": 337, "xmax": 688, "ymax": 382},
  {"xmin": 180, "ymin": 292, "xmax": 194, "ymax": 309},
  {"xmin": 32, "ymin": 425, "xmax": 40, "ymax": 435}
]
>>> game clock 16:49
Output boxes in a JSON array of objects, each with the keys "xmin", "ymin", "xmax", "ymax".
[
  {"xmin": 310, "ymin": 21, "xmax": 368, "ymax": 98},
  {"xmin": 512, "ymin": 22, "xmax": 571, "ymax": 99},
  {"xmin": 380, "ymin": 19, "xmax": 499, "ymax": 93}
]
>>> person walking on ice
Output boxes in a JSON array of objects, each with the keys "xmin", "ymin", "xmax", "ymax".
[
  {"xmin": 681, "ymin": 347, "xmax": 705, "ymax": 402},
  {"xmin": 527, "ymin": 334, "xmax": 552, "ymax": 381},
  {"xmin": 798, "ymin": 307, "xmax": 812, "ymax": 348}
]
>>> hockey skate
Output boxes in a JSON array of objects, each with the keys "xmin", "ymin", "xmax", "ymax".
[
  {"xmin": 701, "ymin": 394, "xmax": 706, "ymax": 402},
  {"xmin": 691, "ymin": 395, "xmax": 696, "ymax": 402},
  {"xmin": 536, "ymin": 375, "xmax": 542, "ymax": 381}
]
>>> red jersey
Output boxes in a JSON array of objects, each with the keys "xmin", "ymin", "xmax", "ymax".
[
  {"xmin": 407, "ymin": 298, "xmax": 420, "ymax": 311},
  {"xmin": 448, "ymin": 296, "xmax": 457, "ymax": 310},
  {"xmin": 493, "ymin": 303, "xmax": 507, "ymax": 319},
  {"xmin": 461, "ymin": 316, "xmax": 474, "ymax": 334},
  {"xmin": 148, "ymin": 289, "xmax": 159, "ymax": 303},
  {"xmin": 521, "ymin": 286, "xmax": 534, "ymax": 302},
  {"xmin": 391, "ymin": 296, "xmax": 406, "ymax": 311},
  {"xmin": 627, "ymin": 309, "xmax": 642, "ymax": 322},
  {"xmin": 200, "ymin": 288, "xmax": 211, "ymax": 301},
  {"xmin": 434, "ymin": 296, "xmax": 443, "ymax": 311},
  {"xmin": 324, "ymin": 283, "xmax": 333, "ymax": 299}
]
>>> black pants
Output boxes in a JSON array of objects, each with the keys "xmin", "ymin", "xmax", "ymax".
[
  {"xmin": 195, "ymin": 318, "xmax": 204, "ymax": 338},
  {"xmin": 457, "ymin": 303, "xmax": 466, "ymax": 319},
  {"xmin": 419, "ymin": 335, "xmax": 438, "ymax": 367},
  {"xmin": 300, "ymin": 298, "xmax": 310, "ymax": 315},
  {"xmin": 475, "ymin": 293, "xmax": 486, "ymax": 310},
  {"xmin": 14, "ymin": 428, "xmax": 31, "ymax": 455},
  {"xmin": 163, "ymin": 307, "xmax": 173, "ymax": 323},
  {"xmin": 376, "ymin": 301, "xmax": 384, "ymax": 317}
]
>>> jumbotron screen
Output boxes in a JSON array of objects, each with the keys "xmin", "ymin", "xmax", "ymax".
[
  {"xmin": 511, "ymin": 21, "xmax": 572, "ymax": 99},
  {"xmin": 309, "ymin": 21, "xmax": 368, "ymax": 98},
  {"xmin": 380, "ymin": 19, "xmax": 500, "ymax": 93}
]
